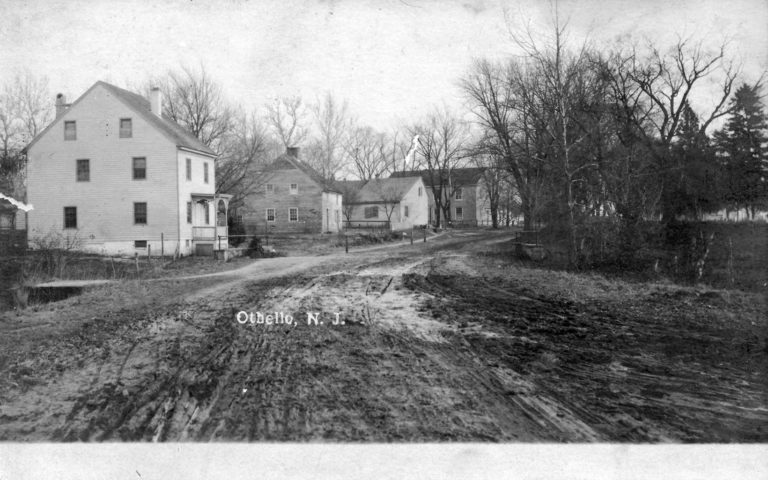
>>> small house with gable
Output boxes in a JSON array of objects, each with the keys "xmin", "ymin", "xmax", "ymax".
[{"xmin": 240, "ymin": 148, "xmax": 343, "ymax": 234}]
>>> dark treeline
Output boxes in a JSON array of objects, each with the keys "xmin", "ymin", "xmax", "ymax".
[{"xmin": 461, "ymin": 18, "xmax": 767, "ymax": 268}]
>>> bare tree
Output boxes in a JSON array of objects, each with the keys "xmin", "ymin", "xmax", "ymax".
[
  {"xmin": 266, "ymin": 96, "xmax": 308, "ymax": 148},
  {"xmin": 620, "ymin": 37, "xmax": 739, "ymax": 222},
  {"xmin": 216, "ymin": 110, "xmax": 272, "ymax": 210},
  {"xmin": 151, "ymin": 65, "xmax": 234, "ymax": 152},
  {"xmin": 461, "ymin": 58, "xmax": 547, "ymax": 231},
  {"xmin": 344, "ymin": 124, "xmax": 389, "ymax": 181},
  {"xmin": 368, "ymin": 179, "xmax": 403, "ymax": 226},
  {"xmin": 337, "ymin": 181, "xmax": 361, "ymax": 224},
  {"xmin": 409, "ymin": 108, "xmax": 468, "ymax": 227},
  {"xmin": 1, "ymin": 72, "xmax": 52, "ymax": 196},
  {"xmin": 307, "ymin": 92, "xmax": 350, "ymax": 180}
]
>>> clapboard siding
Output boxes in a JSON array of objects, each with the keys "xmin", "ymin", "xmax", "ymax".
[
  {"xmin": 242, "ymin": 167, "xmax": 341, "ymax": 234},
  {"xmin": 27, "ymin": 83, "xmax": 180, "ymax": 255}
]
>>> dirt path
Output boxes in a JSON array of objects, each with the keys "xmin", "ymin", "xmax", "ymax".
[{"xmin": 0, "ymin": 230, "xmax": 765, "ymax": 441}]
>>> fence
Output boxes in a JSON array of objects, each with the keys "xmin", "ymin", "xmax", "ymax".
[{"xmin": 343, "ymin": 220, "xmax": 391, "ymax": 231}]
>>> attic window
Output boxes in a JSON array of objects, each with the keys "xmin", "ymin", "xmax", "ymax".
[
  {"xmin": 289, "ymin": 183, "xmax": 298, "ymax": 195},
  {"xmin": 64, "ymin": 121, "xmax": 76, "ymax": 141},
  {"xmin": 418, "ymin": 187, "xmax": 423, "ymax": 197},
  {"xmin": 266, "ymin": 184, "xmax": 274, "ymax": 193},
  {"xmin": 119, "ymin": 118, "xmax": 132, "ymax": 138}
]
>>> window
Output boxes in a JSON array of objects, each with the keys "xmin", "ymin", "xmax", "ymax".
[
  {"xmin": 335, "ymin": 210, "xmax": 340, "ymax": 224},
  {"xmin": 186, "ymin": 202, "xmax": 192, "ymax": 224},
  {"xmin": 455, "ymin": 188, "xmax": 463, "ymax": 200},
  {"xmin": 364, "ymin": 206, "xmax": 379, "ymax": 219},
  {"xmin": 266, "ymin": 208, "xmax": 275, "ymax": 222},
  {"xmin": 76, "ymin": 159, "xmax": 90, "ymax": 182},
  {"xmin": 266, "ymin": 184, "xmax": 273, "ymax": 193},
  {"xmin": 186, "ymin": 158, "xmax": 192, "ymax": 181},
  {"xmin": 64, "ymin": 121, "xmax": 76, "ymax": 141},
  {"xmin": 63, "ymin": 207, "xmax": 77, "ymax": 229},
  {"xmin": 134, "ymin": 240, "xmax": 147, "ymax": 249},
  {"xmin": 134, "ymin": 202, "xmax": 147, "ymax": 224},
  {"xmin": 418, "ymin": 187, "xmax": 423, "ymax": 197},
  {"xmin": 289, "ymin": 207, "xmax": 298, "ymax": 222},
  {"xmin": 119, "ymin": 118, "xmax": 132, "ymax": 138},
  {"xmin": 204, "ymin": 163, "xmax": 209, "ymax": 184},
  {"xmin": 404, "ymin": 206, "xmax": 409, "ymax": 218},
  {"xmin": 289, "ymin": 183, "xmax": 298, "ymax": 194},
  {"xmin": 204, "ymin": 203, "xmax": 210, "ymax": 224},
  {"xmin": 455, "ymin": 207, "xmax": 463, "ymax": 221},
  {"xmin": 133, "ymin": 157, "xmax": 146, "ymax": 180}
]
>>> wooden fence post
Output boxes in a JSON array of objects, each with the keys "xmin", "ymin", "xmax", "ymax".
[
  {"xmin": 345, "ymin": 234, "xmax": 348, "ymax": 253},
  {"xmin": 411, "ymin": 226, "xmax": 414, "ymax": 245},
  {"xmin": 135, "ymin": 252, "xmax": 139, "ymax": 275},
  {"xmin": 161, "ymin": 233, "xmax": 164, "ymax": 257},
  {"xmin": 147, "ymin": 245, "xmax": 152, "ymax": 266},
  {"xmin": 423, "ymin": 226, "xmax": 427, "ymax": 243}
]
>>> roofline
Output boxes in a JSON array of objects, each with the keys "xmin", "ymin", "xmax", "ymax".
[
  {"xmin": 22, "ymin": 81, "xmax": 103, "ymax": 153},
  {"xmin": 178, "ymin": 145, "xmax": 217, "ymax": 159},
  {"xmin": 346, "ymin": 200, "xmax": 401, "ymax": 205}
]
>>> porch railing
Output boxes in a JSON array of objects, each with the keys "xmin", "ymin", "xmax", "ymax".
[{"xmin": 192, "ymin": 226, "xmax": 228, "ymax": 241}]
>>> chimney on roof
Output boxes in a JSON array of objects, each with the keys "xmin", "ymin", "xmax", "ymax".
[
  {"xmin": 150, "ymin": 87, "xmax": 162, "ymax": 116},
  {"xmin": 286, "ymin": 147, "xmax": 299, "ymax": 158},
  {"xmin": 55, "ymin": 93, "xmax": 68, "ymax": 118}
]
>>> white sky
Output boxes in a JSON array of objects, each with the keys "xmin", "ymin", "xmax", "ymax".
[{"xmin": 1, "ymin": 0, "xmax": 766, "ymax": 130}]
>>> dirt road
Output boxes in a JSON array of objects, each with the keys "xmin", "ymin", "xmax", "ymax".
[{"xmin": 0, "ymin": 231, "xmax": 766, "ymax": 441}]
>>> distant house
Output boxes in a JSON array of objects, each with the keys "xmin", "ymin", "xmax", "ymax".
[
  {"xmin": 240, "ymin": 148, "xmax": 343, "ymax": 234},
  {"xmin": 390, "ymin": 168, "xmax": 488, "ymax": 227},
  {"xmin": 343, "ymin": 176, "xmax": 428, "ymax": 230},
  {"xmin": 23, "ymin": 81, "xmax": 230, "ymax": 256}
]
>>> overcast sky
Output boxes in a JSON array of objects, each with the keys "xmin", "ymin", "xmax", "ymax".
[{"xmin": 1, "ymin": 0, "xmax": 766, "ymax": 130}]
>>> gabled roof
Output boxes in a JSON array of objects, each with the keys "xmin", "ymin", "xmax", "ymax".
[
  {"xmin": 390, "ymin": 167, "xmax": 485, "ymax": 187},
  {"xmin": 349, "ymin": 176, "xmax": 421, "ymax": 204},
  {"xmin": 24, "ymin": 81, "xmax": 216, "ymax": 157},
  {"xmin": 266, "ymin": 153, "xmax": 341, "ymax": 194}
]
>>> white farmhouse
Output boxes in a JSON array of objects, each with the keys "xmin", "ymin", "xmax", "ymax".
[
  {"xmin": 24, "ymin": 81, "xmax": 230, "ymax": 256},
  {"xmin": 343, "ymin": 176, "xmax": 428, "ymax": 230}
]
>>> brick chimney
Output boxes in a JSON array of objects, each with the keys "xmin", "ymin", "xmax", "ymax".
[
  {"xmin": 286, "ymin": 147, "xmax": 300, "ymax": 158},
  {"xmin": 150, "ymin": 87, "xmax": 162, "ymax": 116},
  {"xmin": 55, "ymin": 93, "xmax": 68, "ymax": 118}
]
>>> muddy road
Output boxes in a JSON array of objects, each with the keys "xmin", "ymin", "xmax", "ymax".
[{"xmin": 0, "ymin": 231, "xmax": 766, "ymax": 441}]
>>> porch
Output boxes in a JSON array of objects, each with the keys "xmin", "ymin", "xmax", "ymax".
[{"xmin": 190, "ymin": 193, "xmax": 232, "ymax": 256}]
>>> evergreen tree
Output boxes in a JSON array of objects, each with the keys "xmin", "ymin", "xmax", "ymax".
[
  {"xmin": 714, "ymin": 83, "xmax": 768, "ymax": 218},
  {"xmin": 668, "ymin": 102, "xmax": 721, "ymax": 219}
]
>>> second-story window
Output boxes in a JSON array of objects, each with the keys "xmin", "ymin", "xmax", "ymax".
[
  {"xmin": 186, "ymin": 158, "xmax": 192, "ymax": 181},
  {"xmin": 133, "ymin": 157, "xmax": 146, "ymax": 180},
  {"xmin": 266, "ymin": 208, "xmax": 275, "ymax": 222},
  {"xmin": 76, "ymin": 159, "xmax": 90, "ymax": 182},
  {"xmin": 134, "ymin": 202, "xmax": 147, "ymax": 224},
  {"xmin": 119, "ymin": 118, "xmax": 132, "ymax": 138},
  {"xmin": 289, "ymin": 183, "xmax": 298, "ymax": 195},
  {"xmin": 204, "ymin": 163, "xmax": 209, "ymax": 184},
  {"xmin": 64, "ymin": 121, "xmax": 76, "ymax": 141},
  {"xmin": 266, "ymin": 184, "xmax": 273, "ymax": 193},
  {"xmin": 455, "ymin": 188, "xmax": 462, "ymax": 200},
  {"xmin": 186, "ymin": 202, "xmax": 192, "ymax": 224}
]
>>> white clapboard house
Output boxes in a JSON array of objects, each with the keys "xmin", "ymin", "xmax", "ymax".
[{"xmin": 24, "ymin": 81, "xmax": 230, "ymax": 256}]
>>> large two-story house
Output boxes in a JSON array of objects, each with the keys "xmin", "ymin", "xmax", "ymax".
[
  {"xmin": 23, "ymin": 81, "xmax": 229, "ymax": 256},
  {"xmin": 240, "ymin": 148, "xmax": 343, "ymax": 234}
]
